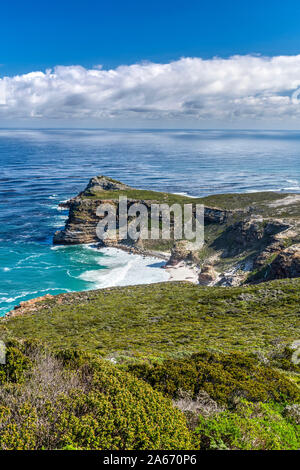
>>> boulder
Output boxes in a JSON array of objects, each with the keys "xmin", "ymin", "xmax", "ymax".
[
  {"xmin": 167, "ymin": 241, "xmax": 199, "ymax": 266},
  {"xmin": 266, "ymin": 244, "xmax": 300, "ymax": 280},
  {"xmin": 84, "ymin": 175, "xmax": 132, "ymax": 194},
  {"xmin": 198, "ymin": 265, "xmax": 218, "ymax": 285}
]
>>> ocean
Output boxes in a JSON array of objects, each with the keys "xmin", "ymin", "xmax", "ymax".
[{"xmin": 1, "ymin": 128, "xmax": 300, "ymax": 316}]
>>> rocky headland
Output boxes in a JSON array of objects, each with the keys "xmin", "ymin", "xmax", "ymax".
[{"xmin": 53, "ymin": 175, "xmax": 300, "ymax": 287}]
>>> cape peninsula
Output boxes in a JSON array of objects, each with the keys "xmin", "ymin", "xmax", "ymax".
[
  {"xmin": 1, "ymin": 176, "xmax": 300, "ymax": 451},
  {"xmin": 54, "ymin": 175, "xmax": 300, "ymax": 286}
]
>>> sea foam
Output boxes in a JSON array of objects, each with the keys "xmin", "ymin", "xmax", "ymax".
[{"xmin": 78, "ymin": 247, "xmax": 169, "ymax": 288}]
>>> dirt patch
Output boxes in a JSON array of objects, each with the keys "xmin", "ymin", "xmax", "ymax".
[{"xmin": 267, "ymin": 195, "xmax": 300, "ymax": 207}]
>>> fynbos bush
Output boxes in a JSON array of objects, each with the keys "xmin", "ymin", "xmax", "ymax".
[{"xmin": 0, "ymin": 342, "xmax": 191, "ymax": 450}]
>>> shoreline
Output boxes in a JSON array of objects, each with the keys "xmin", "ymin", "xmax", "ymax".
[
  {"xmin": 3, "ymin": 245, "xmax": 199, "ymax": 319},
  {"xmin": 96, "ymin": 243, "xmax": 200, "ymax": 284},
  {"xmin": 93, "ymin": 241, "xmax": 200, "ymax": 284}
]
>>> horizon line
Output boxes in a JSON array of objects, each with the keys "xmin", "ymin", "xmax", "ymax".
[{"xmin": 0, "ymin": 127, "xmax": 300, "ymax": 132}]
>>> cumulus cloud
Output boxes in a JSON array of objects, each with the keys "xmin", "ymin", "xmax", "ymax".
[{"xmin": 2, "ymin": 55, "xmax": 300, "ymax": 123}]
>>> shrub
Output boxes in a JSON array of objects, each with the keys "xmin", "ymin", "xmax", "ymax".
[
  {"xmin": 128, "ymin": 352, "xmax": 300, "ymax": 406},
  {"xmin": 283, "ymin": 404, "xmax": 300, "ymax": 424},
  {"xmin": 173, "ymin": 390, "xmax": 224, "ymax": 430},
  {"xmin": 0, "ymin": 346, "xmax": 32, "ymax": 385},
  {"xmin": 270, "ymin": 346, "xmax": 300, "ymax": 373},
  {"xmin": 194, "ymin": 400, "xmax": 300, "ymax": 450},
  {"xmin": 0, "ymin": 343, "xmax": 191, "ymax": 450}
]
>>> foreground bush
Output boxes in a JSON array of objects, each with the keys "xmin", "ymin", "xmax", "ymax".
[
  {"xmin": 1, "ymin": 342, "xmax": 299, "ymax": 450},
  {"xmin": 128, "ymin": 352, "xmax": 300, "ymax": 406},
  {"xmin": 0, "ymin": 342, "xmax": 191, "ymax": 450},
  {"xmin": 194, "ymin": 400, "xmax": 300, "ymax": 450}
]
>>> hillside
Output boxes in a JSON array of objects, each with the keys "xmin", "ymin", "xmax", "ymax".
[
  {"xmin": 53, "ymin": 175, "xmax": 300, "ymax": 286},
  {"xmin": 1, "ymin": 279, "xmax": 300, "ymax": 362},
  {"xmin": 1, "ymin": 279, "xmax": 300, "ymax": 450}
]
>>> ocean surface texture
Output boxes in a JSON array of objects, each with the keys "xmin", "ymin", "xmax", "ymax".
[{"xmin": 1, "ymin": 128, "xmax": 300, "ymax": 315}]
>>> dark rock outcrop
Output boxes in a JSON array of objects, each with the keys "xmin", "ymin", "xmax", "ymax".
[
  {"xmin": 54, "ymin": 176, "xmax": 133, "ymax": 244},
  {"xmin": 54, "ymin": 197, "xmax": 112, "ymax": 245},
  {"xmin": 166, "ymin": 241, "xmax": 199, "ymax": 266},
  {"xmin": 5, "ymin": 294, "xmax": 53, "ymax": 318},
  {"xmin": 265, "ymin": 244, "xmax": 300, "ymax": 280},
  {"xmin": 204, "ymin": 207, "xmax": 230, "ymax": 224},
  {"xmin": 83, "ymin": 175, "xmax": 132, "ymax": 194}
]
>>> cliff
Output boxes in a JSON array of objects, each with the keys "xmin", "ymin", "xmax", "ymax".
[{"xmin": 54, "ymin": 175, "xmax": 300, "ymax": 285}]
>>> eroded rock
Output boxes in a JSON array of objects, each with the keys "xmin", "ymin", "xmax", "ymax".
[
  {"xmin": 5, "ymin": 294, "xmax": 53, "ymax": 318},
  {"xmin": 198, "ymin": 265, "xmax": 218, "ymax": 285},
  {"xmin": 266, "ymin": 244, "xmax": 300, "ymax": 280}
]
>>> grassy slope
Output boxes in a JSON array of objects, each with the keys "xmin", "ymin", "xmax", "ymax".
[
  {"xmin": 84, "ymin": 188, "xmax": 199, "ymax": 204},
  {"xmin": 85, "ymin": 187, "xmax": 300, "ymax": 217},
  {"xmin": 1, "ymin": 279, "xmax": 299, "ymax": 361}
]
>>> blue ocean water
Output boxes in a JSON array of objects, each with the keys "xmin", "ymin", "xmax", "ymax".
[{"xmin": 1, "ymin": 128, "xmax": 300, "ymax": 316}]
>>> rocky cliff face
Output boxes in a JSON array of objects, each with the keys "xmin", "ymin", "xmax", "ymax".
[
  {"xmin": 54, "ymin": 198, "xmax": 104, "ymax": 244},
  {"xmin": 84, "ymin": 175, "xmax": 132, "ymax": 193},
  {"xmin": 204, "ymin": 207, "xmax": 230, "ymax": 224},
  {"xmin": 198, "ymin": 264, "xmax": 218, "ymax": 285},
  {"xmin": 54, "ymin": 176, "xmax": 232, "ymax": 249},
  {"xmin": 54, "ymin": 176, "xmax": 133, "ymax": 244},
  {"xmin": 54, "ymin": 175, "xmax": 300, "ymax": 285},
  {"xmin": 266, "ymin": 244, "xmax": 300, "ymax": 281}
]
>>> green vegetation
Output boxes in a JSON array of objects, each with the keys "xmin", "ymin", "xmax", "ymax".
[
  {"xmin": 199, "ymin": 191, "xmax": 289, "ymax": 210},
  {"xmin": 194, "ymin": 400, "xmax": 300, "ymax": 450},
  {"xmin": 85, "ymin": 187, "xmax": 200, "ymax": 205},
  {"xmin": 246, "ymin": 253, "xmax": 279, "ymax": 283},
  {"xmin": 1, "ymin": 275, "xmax": 300, "ymax": 450},
  {"xmin": 128, "ymin": 352, "xmax": 300, "ymax": 404},
  {"xmin": 1, "ymin": 280, "xmax": 300, "ymax": 360},
  {"xmin": 0, "ymin": 341, "xmax": 299, "ymax": 450},
  {"xmin": 0, "ymin": 342, "xmax": 191, "ymax": 450}
]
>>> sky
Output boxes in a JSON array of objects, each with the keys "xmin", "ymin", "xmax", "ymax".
[{"xmin": 2, "ymin": 0, "xmax": 300, "ymax": 128}]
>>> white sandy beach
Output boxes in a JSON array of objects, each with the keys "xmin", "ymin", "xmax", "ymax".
[
  {"xmin": 93, "ymin": 246, "xmax": 200, "ymax": 286},
  {"xmin": 164, "ymin": 261, "xmax": 199, "ymax": 284}
]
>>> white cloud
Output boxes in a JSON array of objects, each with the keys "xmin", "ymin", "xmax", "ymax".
[{"xmin": 2, "ymin": 55, "xmax": 300, "ymax": 124}]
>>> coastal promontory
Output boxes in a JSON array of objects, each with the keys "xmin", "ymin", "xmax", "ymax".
[{"xmin": 54, "ymin": 175, "xmax": 300, "ymax": 286}]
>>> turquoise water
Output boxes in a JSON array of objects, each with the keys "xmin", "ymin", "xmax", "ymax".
[
  {"xmin": 1, "ymin": 128, "xmax": 300, "ymax": 315},
  {"xmin": 0, "ymin": 242, "xmax": 168, "ymax": 315}
]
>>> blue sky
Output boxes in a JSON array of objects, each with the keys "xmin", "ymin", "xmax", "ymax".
[
  {"xmin": 2, "ymin": 0, "xmax": 300, "ymax": 128},
  {"xmin": 2, "ymin": 0, "xmax": 300, "ymax": 76}
]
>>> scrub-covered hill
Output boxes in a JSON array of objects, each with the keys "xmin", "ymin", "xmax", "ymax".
[
  {"xmin": 0, "ymin": 279, "xmax": 299, "ymax": 450},
  {"xmin": 1, "ymin": 280, "xmax": 300, "ymax": 362}
]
